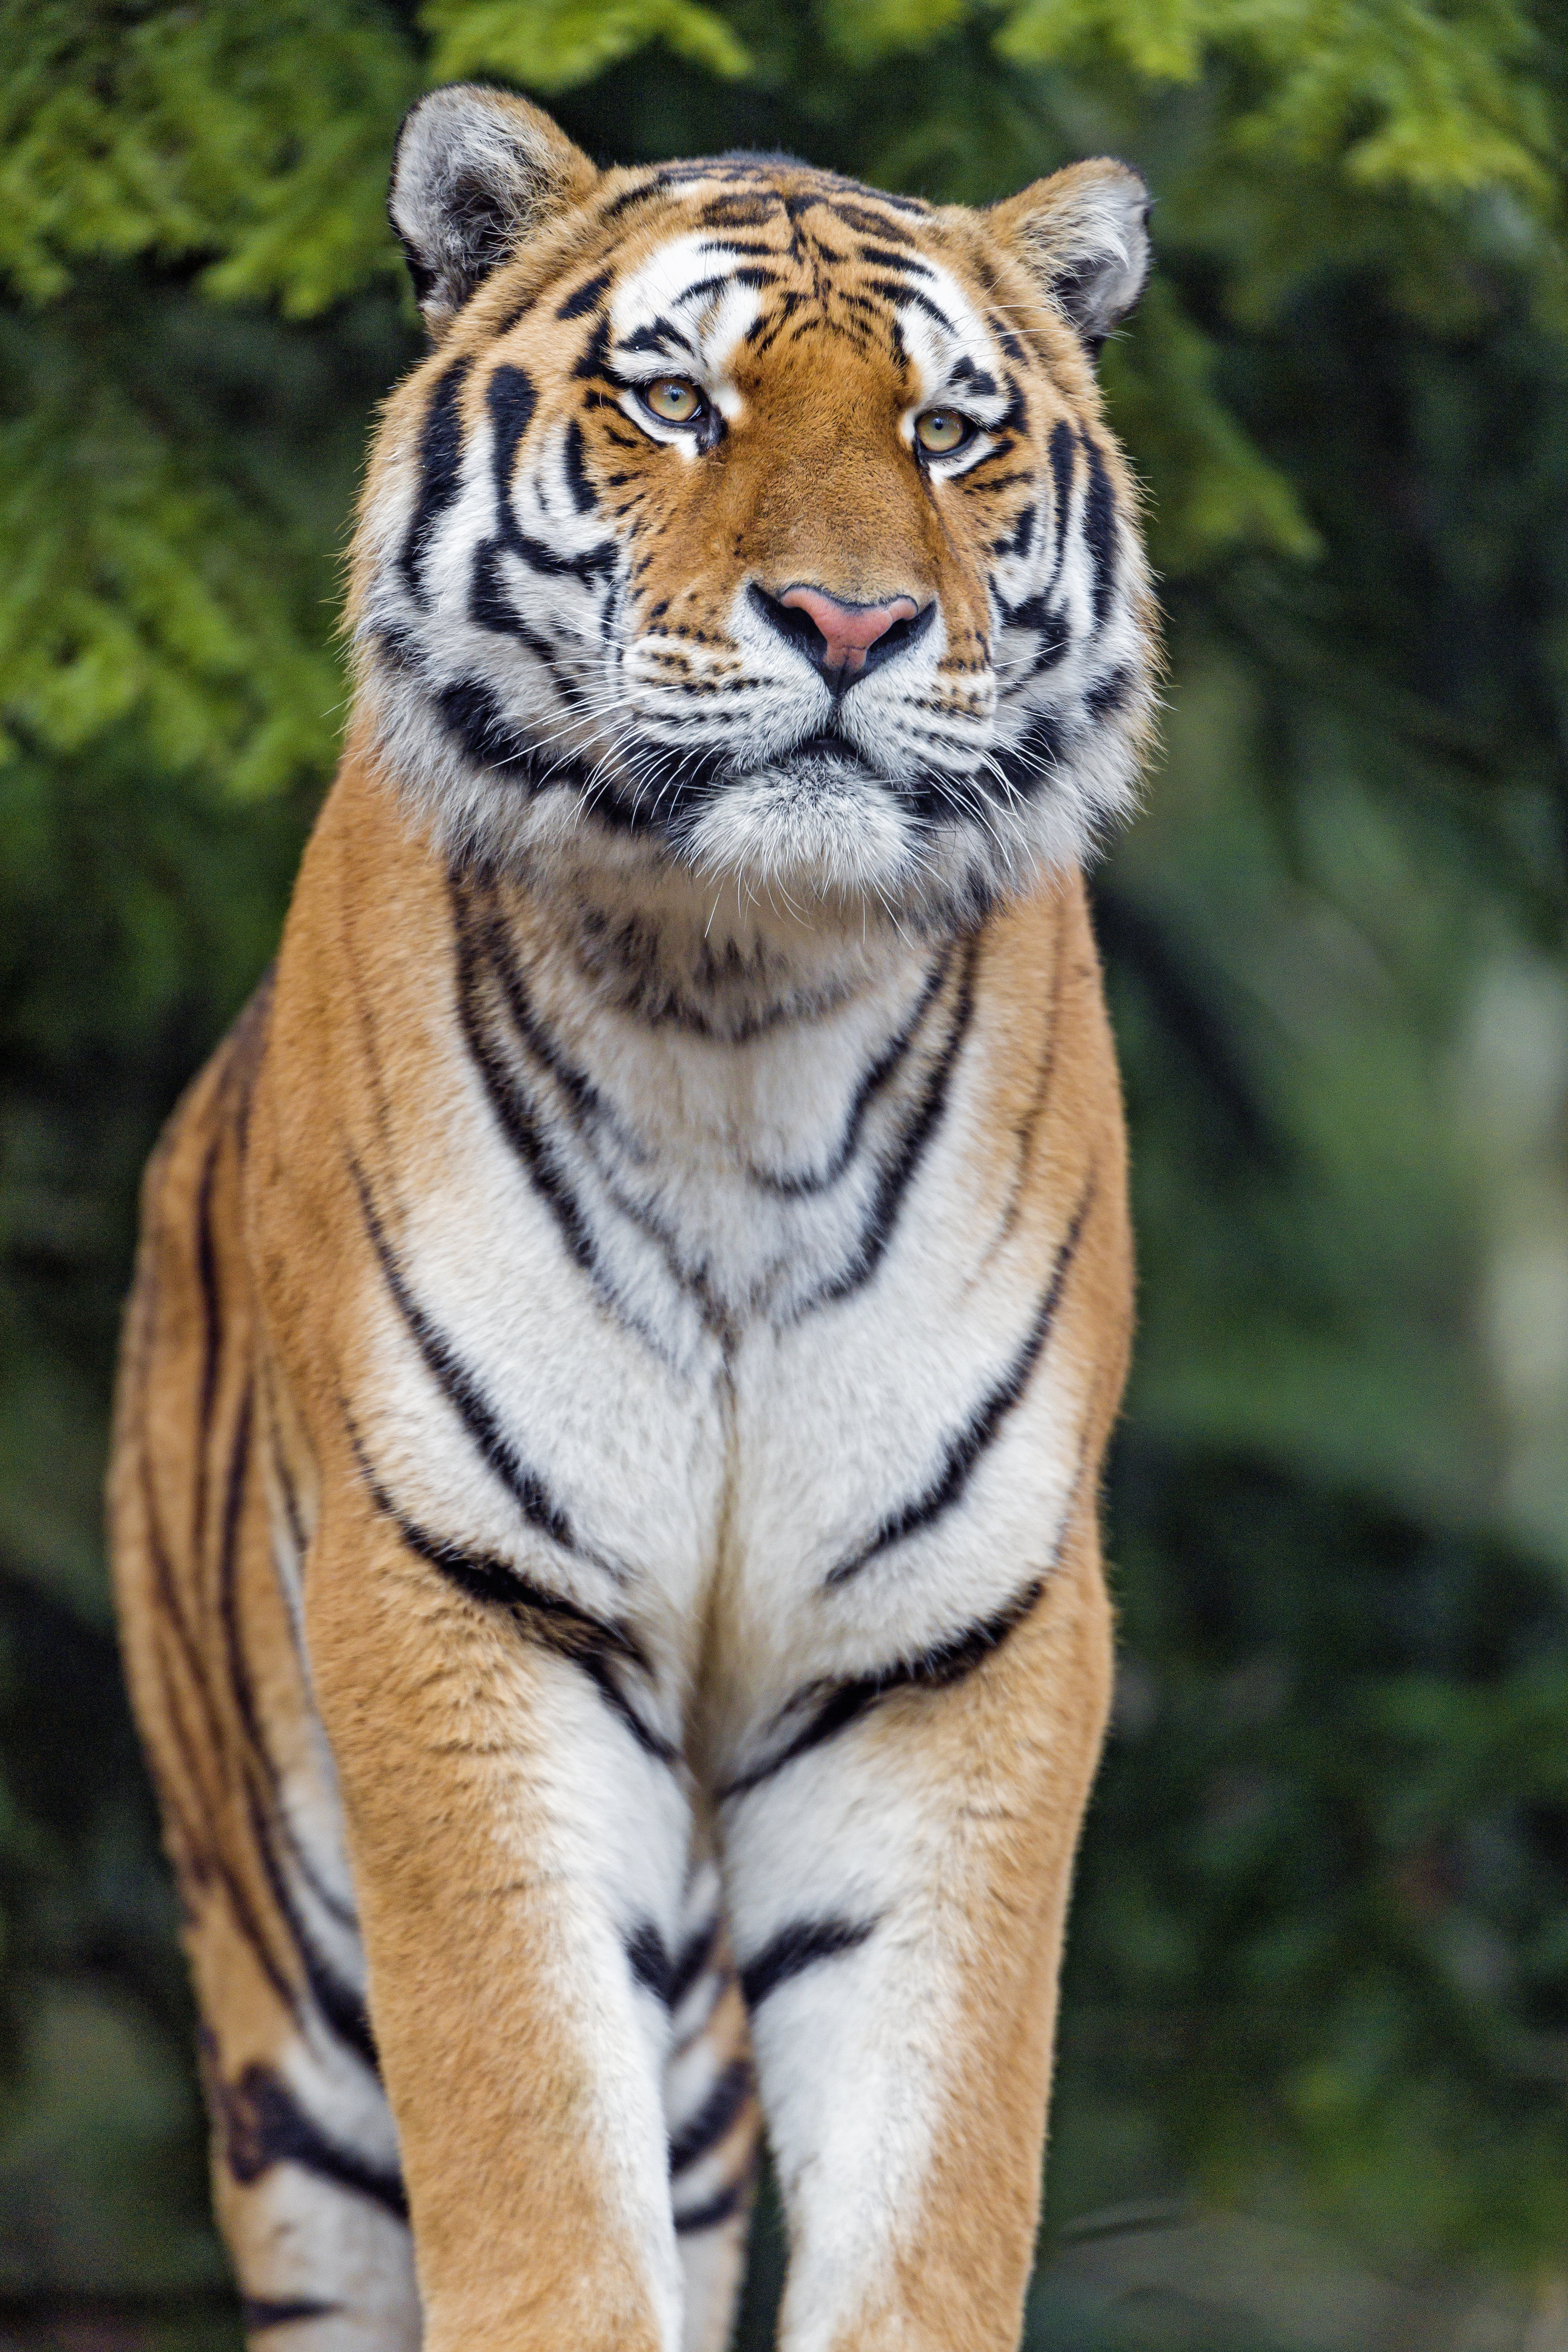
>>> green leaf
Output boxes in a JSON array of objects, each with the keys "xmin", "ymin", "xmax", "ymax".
[
  {"xmin": 0, "ymin": 0, "xmax": 416, "ymax": 316},
  {"xmin": 422, "ymin": 0, "xmax": 751, "ymax": 90},
  {"xmin": 0, "ymin": 318, "xmax": 342, "ymax": 794},
  {"xmin": 1103, "ymin": 279, "xmax": 1323, "ymax": 572},
  {"xmin": 815, "ymin": 0, "xmax": 972, "ymax": 68}
]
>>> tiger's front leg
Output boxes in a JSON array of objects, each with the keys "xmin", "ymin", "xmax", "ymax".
[
  {"xmin": 302, "ymin": 1471, "xmax": 698, "ymax": 2352},
  {"xmin": 715, "ymin": 1478, "xmax": 1114, "ymax": 2352}
]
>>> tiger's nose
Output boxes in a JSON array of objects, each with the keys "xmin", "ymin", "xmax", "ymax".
[
  {"xmin": 778, "ymin": 585, "xmax": 919, "ymax": 676},
  {"xmin": 750, "ymin": 582, "xmax": 931, "ymax": 687}
]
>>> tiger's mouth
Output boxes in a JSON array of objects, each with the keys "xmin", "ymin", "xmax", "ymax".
[{"xmin": 773, "ymin": 728, "xmax": 881, "ymax": 780}]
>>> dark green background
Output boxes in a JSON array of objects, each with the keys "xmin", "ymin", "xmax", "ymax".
[{"xmin": 4, "ymin": 1, "xmax": 1568, "ymax": 2344}]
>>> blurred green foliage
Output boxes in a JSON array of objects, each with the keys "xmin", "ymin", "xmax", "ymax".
[{"xmin": 4, "ymin": 2, "xmax": 1568, "ymax": 2345}]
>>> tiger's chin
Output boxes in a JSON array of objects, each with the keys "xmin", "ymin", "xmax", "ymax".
[{"xmin": 677, "ymin": 754, "xmax": 923, "ymax": 908}]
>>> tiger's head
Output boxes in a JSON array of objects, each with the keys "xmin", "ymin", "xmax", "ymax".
[{"xmin": 353, "ymin": 85, "xmax": 1158, "ymax": 934}]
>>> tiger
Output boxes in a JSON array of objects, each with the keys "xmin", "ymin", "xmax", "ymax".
[{"xmin": 108, "ymin": 80, "xmax": 1156, "ymax": 2352}]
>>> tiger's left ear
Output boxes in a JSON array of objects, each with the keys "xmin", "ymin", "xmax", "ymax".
[
  {"xmin": 987, "ymin": 159, "xmax": 1151, "ymax": 359},
  {"xmin": 389, "ymin": 84, "xmax": 600, "ymax": 337}
]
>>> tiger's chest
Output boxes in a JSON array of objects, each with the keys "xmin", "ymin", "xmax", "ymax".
[{"xmin": 341, "ymin": 897, "xmax": 1091, "ymax": 1775}]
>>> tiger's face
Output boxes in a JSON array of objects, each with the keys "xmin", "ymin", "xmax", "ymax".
[{"xmin": 354, "ymin": 87, "xmax": 1157, "ymax": 931}]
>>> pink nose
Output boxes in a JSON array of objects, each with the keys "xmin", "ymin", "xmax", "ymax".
[{"xmin": 778, "ymin": 585, "xmax": 920, "ymax": 677}]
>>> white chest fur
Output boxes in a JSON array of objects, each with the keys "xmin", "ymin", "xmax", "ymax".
[{"xmin": 355, "ymin": 881, "xmax": 1086, "ymax": 1777}]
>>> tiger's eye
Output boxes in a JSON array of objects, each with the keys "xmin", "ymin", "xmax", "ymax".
[
  {"xmin": 645, "ymin": 378, "xmax": 702, "ymax": 424},
  {"xmin": 916, "ymin": 407, "xmax": 968, "ymax": 454}
]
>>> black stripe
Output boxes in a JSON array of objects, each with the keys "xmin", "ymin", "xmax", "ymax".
[
  {"xmin": 434, "ymin": 674, "xmax": 579, "ymax": 787},
  {"xmin": 457, "ymin": 885, "xmax": 699, "ymax": 1347},
  {"xmin": 596, "ymin": 176, "xmax": 674, "ymax": 228},
  {"xmin": 451, "ymin": 901, "xmax": 698, "ymax": 1350},
  {"xmin": 994, "ymin": 499, "xmax": 1035, "ymax": 562},
  {"xmin": 1023, "ymin": 607, "xmax": 1072, "ymax": 674},
  {"xmin": 487, "ymin": 363, "xmax": 536, "ymax": 503},
  {"xmin": 346, "ymin": 1426, "xmax": 674, "ymax": 1764},
  {"xmin": 500, "ymin": 524, "xmax": 617, "ymax": 582},
  {"xmin": 991, "ymin": 374, "xmax": 1028, "ymax": 441},
  {"xmin": 172, "ymin": 1390, "xmax": 305, "ymax": 2026},
  {"xmin": 214, "ymin": 1388, "xmax": 373, "ymax": 2063},
  {"xmin": 465, "ymin": 363, "xmax": 615, "ymax": 643},
  {"xmin": 826, "ymin": 1176, "xmax": 1096, "ymax": 1587},
  {"xmin": 245, "ymin": 1777, "xmax": 380, "ymax": 2081},
  {"xmin": 461, "ymin": 880, "xmax": 625, "ymax": 1144},
  {"xmin": 399, "ymin": 356, "xmax": 472, "ymax": 608},
  {"xmin": 192, "ymin": 1131, "xmax": 223, "ymax": 1551},
  {"xmin": 474, "ymin": 524, "xmax": 592, "ymax": 663},
  {"xmin": 347, "ymin": 1154, "xmax": 575, "ymax": 1553},
  {"xmin": 669, "ymin": 2057, "xmax": 753, "ymax": 2176},
  {"xmin": 750, "ymin": 951, "xmax": 948, "ymax": 1198},
  {"xmin": 996, "ymin": 418, "xmax": 1075, "ymax": 658},
  {"xmin": 863, "ymin": 277, "xmax": 955, "ymax": 333},
  {"xmin": 812, "ymin": 936, "xmax": 978, "ymax": 1310},
  {"xmin": 621, "ymin": 317, "xmax": 691, "ymax": 359},
  {"xmin": 245, "ymin": 1529, "xmax": 361, "ymax": 1930},
  {"xmin": 141, "ymin": 1470, "xmax": 302, "ymax": 2024},
  {"xmin": 674, "ymin": 266, "xmax": 778, "ymax": 306},
  {"xmin": 345, "ymin": 1425, "xmax": 634, "ymax": 1660},
  {"xmin": 1085, "ymin": 664, "xmax": 1133, "ymax": 718},
  {"xmin": 720, "ymin": 1576, "xmax": 1043, "ymax": 1800},
  {"xmin": 668, "ymin": 1915, "xmax": 720, "ymax": 2010},
  {"xmin": 739, "ymin": 1917, "xmax": 875, "ymax": 2013},
  {"xmin": 694, "ymin": 234, "xmax": 780, "ymax": 257},
  {"xmin": 271, "ymin": 1413, "xmax": 308, "ymax": 1567},
  {"xmin": 674, "ymin": 2180, "xmax": 749, "ymax": 2233},
  {"xmin": 137, "ymin": 1456, "xmax": 227, "ymax": 1812},
  {"xmin": 1081, "ymin": 431, "xmax": 1117, "ymax": 626},
  {"xmin": 985, "ymin": 925, "xmax": 1066, "ymax": 1262},
  {"xmin": 557, "ymin": 267, "xmax": 613, "ymax": 319},
  {"xmin": 216, "ymin": 2060, "xmax": 408, "ymax": 2223},
  {"xmin": 562, "ymin": 417, "xmax": 597, "ymax": 515},
  {"xmin": 242, "ymin": 2299, "xmax": 339, "ymax": 2332},
  {"xmin": 466, "ymin": 549, "xmax": 580, "ymax": 680},
  {"xmin": 990, "ymin": 313, "xmax": 1027, "ymax": 363},
  {"xmin": 829, "ymin": 198, "xmax": 922, "ymax": 237},
  {"xmin": 216, "ymin": 1382, "xmax": 272, "ymax": 1786},
  {"xmin": 991, "ymin": 709, "xmax": 1069, "ymax": 797},
  {"xmin": 451, "ymin": 905, "xmax": 614, "ymax": 1280},
  {"xmin": 855, "ymin": 243, "xmax": 933, "ymax": 274},
  {"xmin": 697, "ymin": 194, "xmax": 776, "ymax": 228},
  {"xmin": 627, "ymin": 1920, "xmax": 672, "ymax": 2003},
  {"xmin": 573, "ymin": 314, "xmax": 614, "ymax": 380},
  {"xmin": 1047, "ymin": 418, "xmax": 1076, "ymax": 570},
  {"xmin": 950, "ymin": 353, "xmax": 999, "ymax": 398}
]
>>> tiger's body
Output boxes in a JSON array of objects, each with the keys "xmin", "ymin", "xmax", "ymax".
[{"xmin": 110, "ymin": 88, "xmax": 1156, "ymax": 2352}]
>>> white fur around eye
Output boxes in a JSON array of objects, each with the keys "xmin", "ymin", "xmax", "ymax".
[{"xmin": 609, "ymin": 230, "xmax": 767, "ymax": 400}]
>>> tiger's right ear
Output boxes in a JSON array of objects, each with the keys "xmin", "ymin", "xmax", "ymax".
[{"xmin": 389, "ymin": 84, "xmax": 599, "ymax": 337}]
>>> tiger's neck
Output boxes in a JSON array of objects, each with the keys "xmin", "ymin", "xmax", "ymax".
[
  {"xmin": 436, "ymin": 826, "xmax": 976, "ymax": 1342},
  {"xmin": 484, "ymin": 830, "xmax": 952, "ymax": 1040},
  {"xmin": 274, "ymin": 752, "xmax": 1071, "ymax": 1370}
]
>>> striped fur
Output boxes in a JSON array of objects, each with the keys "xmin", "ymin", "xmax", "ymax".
[{"xmin": 111, "ymin": 87, "xmax": 1151, "ymax": 2352}]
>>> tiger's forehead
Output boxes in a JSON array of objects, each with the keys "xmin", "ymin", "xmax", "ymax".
[
  {"xmin": 599, "ymin": 156, "xmax": 935, "ymax": 246},
  {"xmin": 595, "ymin": 168, "xmax": 1013, "ymax": 412}
]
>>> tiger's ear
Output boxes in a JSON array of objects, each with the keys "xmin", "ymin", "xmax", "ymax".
[
  {"xmin": 987, "ymin": 159, "xmax": 1151, "ymax": 359},
  {"xmin": 389, "ymin": 84, "xmax": 600, "ymax": 337}
]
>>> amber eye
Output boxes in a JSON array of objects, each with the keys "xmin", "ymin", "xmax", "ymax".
[
  {"xmin": 915, "ymin": 407, "xmax": 971, "ymax": 455},
  {"xmin": 643, "ymin": 378, "xmax": 704, "ymax": 425}
]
